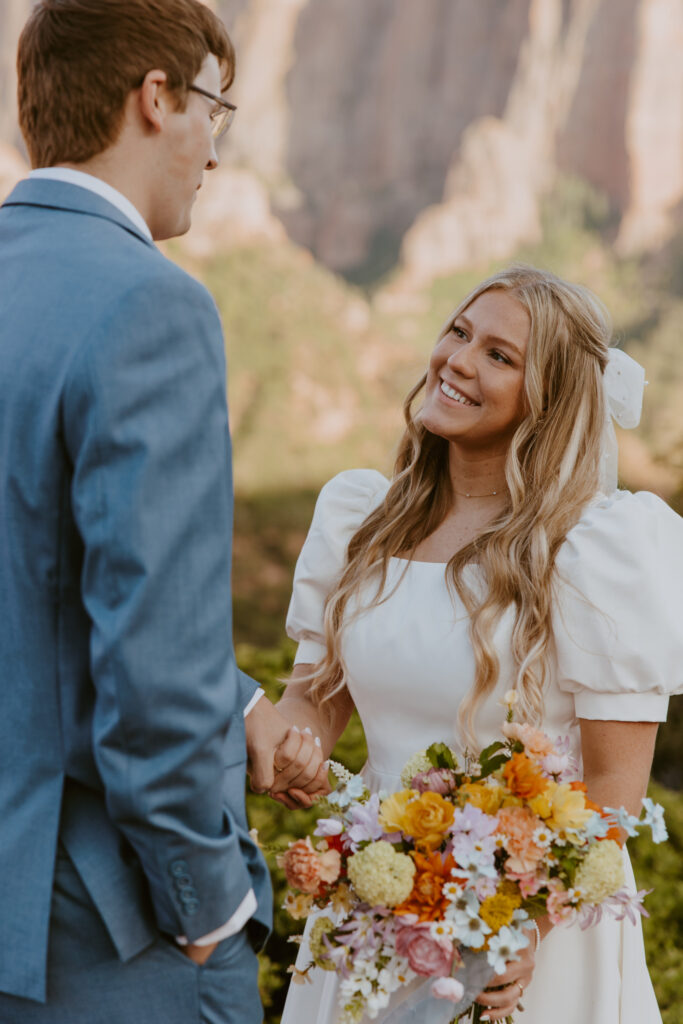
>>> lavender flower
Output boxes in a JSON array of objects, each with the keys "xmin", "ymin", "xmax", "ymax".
[
  {"xmin": 450, "ymin": 803, "xmax": 498, "ymax": 842},
  {"xmin": 314, "ymin": 817, "xmax": 344, "ymax": 838},
  {"xmin": 540, "ymin": 735, "xmax": 579, "ymax": 781},
  {"xmin": 346, "ymin": 793, "xmax": 385, "ymax": 850}
]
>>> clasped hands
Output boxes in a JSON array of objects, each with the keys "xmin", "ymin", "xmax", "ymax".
[{"xmin": 245, "ymin": 695, "xmax": 330, "ymax": 809}]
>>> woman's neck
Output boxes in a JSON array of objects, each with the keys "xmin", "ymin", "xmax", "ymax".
[{"xmin": 447, "ymin": 446, "xmax": 508, "ymax": 502}]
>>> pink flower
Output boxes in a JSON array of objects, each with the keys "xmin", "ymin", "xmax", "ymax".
[
  {"xmin": 502, "ymin": 722, "xmax": 555, "ymax": 757},
  {"xmin": 395, "ymin": 921, "xmax": 454, "ymax": 977},
  {"xmin": 540, "ymin": 751, "xmax": 570, "ymax": 776},
  {"xmin": 431, "ymin": 976, "xmax": 465, "ymax": 1002},
  {"xmin": 504, "ymin": 868, "xmax": 546, "ymax": 897},
  {"xmin": 412, "ymin": 768, "xmax": 457, "ymax": 796},
  {"xmin": 546, "ymin": 879, "xmax": 577, "ymax": 926},
  {"xmin": 496, "ymin": 806, "xmax": 547, "ymax": 874}
]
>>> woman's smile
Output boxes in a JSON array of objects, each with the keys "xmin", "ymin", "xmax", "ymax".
[{"xmin": 439, "ymin": 379, "xmax": 479, "ymax": 406}]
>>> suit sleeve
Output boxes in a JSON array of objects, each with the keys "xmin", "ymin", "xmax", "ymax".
[{"xmin": 63, "ymin": 270, "xmax": 253, "ymax": 940}]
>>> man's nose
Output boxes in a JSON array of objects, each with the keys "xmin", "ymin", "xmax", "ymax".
[{"xmin": 205, "ymin": 140, "xmax": 219, "ymax": 171}]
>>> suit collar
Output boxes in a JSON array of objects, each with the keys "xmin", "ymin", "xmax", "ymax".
[{"xmin": 1, "ymin": 177, "xmax": 155, "ymax": 248}]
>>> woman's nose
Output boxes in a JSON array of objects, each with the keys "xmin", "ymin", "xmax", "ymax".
[{"xmin": 446, "ymin": 341, "xmax": 476, "ymax": 377}]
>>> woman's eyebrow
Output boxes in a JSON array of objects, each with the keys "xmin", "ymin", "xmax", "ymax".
[{"xmin": 454, "ymin": 314, "xmax": 524, "ymax": 358}]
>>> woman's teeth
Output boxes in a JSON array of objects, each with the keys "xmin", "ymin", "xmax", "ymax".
[{"xmin": 440, "ymin": 380, "xmax": 477, "ymax": 406}]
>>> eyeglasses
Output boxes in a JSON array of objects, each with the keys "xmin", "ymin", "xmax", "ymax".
[{"xmin": 188, "ymin": 85, "xmax": 237, "ymax": 140}]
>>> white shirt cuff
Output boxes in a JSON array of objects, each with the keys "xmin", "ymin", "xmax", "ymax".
[
  {"xmin": 243, "ymin": 688, "xmax": 265, "ymax": 717},
  {"xmin": 175, "ymin": 888, "xmax": 257, "ymax": 946}
]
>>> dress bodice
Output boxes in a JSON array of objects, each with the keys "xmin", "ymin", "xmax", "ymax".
[{"xmin": 286, "ymin": 469, "xmax": 683, "ymax": 790}]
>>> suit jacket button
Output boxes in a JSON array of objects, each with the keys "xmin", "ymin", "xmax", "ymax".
[
  {"xmin": 179, "ymin": 885, "xmax": 199, "ymax": 901},
  {"xmin": 174, "ymin": 874, "xmax": 193, "ymax": 890},
  {"xmin": 185, "ymin": 898, "xmax": 200, "ymax": 915},
  {"xmin": 170, "ymin": 860, "xmax": 190, "ymax": 878}
]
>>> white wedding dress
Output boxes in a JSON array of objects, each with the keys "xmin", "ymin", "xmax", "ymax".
[{"xmin": 281, "ymin": 469, "xmax": 683, "ymax": 1024}]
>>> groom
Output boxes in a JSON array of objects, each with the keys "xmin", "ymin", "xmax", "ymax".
[{"xmin": 0, "ymin": 1, "xmax": 326, "ymax": 1021}]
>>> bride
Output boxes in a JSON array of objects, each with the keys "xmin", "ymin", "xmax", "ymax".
[{"xmin": 272, "ymin": 265, "xmax": 682, "ymax": 1022}]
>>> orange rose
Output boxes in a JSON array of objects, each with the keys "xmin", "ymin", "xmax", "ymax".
[
  {"xmin": 502, "ymin": 752, "xmax": 548, "ymax": 800},
  {"xmin": 402, "ymin": 791, "xmax": 455, "ymax": 851},
  {"xmin": 395, "ymin": 850, "xmax": 456, "ymax": 922}
]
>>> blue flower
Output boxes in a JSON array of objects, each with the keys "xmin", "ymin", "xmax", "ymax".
[
  {"xmin": 583, "ymin": 811, "xmax": 611, "ymax": 841},
  {"xmin": 604, "ymin": 806, "xmax": 640, "ymax": 838},
  {"xmin": 641, "ymin": 798, "xmax": 668, "ymax": 844},
  {"xmin": 347, "ymin": 775, "xmax": 367, "ymax": 799}
]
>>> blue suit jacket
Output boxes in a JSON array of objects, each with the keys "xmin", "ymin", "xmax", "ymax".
[{"xmin": 0, "ymin": 179, "xmax": 271, "ymax": 1003}]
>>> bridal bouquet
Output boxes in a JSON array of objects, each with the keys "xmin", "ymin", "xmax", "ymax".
[{"xmin": 279, "ymin": 696, "xmax": 666, "ymax": 1024}]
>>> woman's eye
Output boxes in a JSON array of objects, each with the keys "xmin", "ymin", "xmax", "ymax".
[
  {"xmin": 452, "ymin": 326, "xmax": 467, "ymax": 340},
  {"xmin": 490, "ymin": 350, "xmax": 511, "ymax": 364}
]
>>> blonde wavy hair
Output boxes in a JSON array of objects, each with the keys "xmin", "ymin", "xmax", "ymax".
[{"xmin": 305, "ymin": 265, "xmax": 611, "ymax": 750}]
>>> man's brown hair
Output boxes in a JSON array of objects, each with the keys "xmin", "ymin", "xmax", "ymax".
[{"xmin": 17, "ymin": 0, "xmax": 235, "ymax": 168}]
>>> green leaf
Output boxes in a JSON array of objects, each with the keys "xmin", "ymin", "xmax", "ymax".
[
  {"xmin": 479, "ymin": 740, "xmax": 506, "ymax": 761},
  {"xmin": 426, "ymin": 742, "xmax": 457, "ymax": 770},
  {"xmin": 478, "ymin": 753, "xmax": 508, "ymax": 779}
]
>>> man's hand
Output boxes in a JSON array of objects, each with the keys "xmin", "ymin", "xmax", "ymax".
[
  {"xmin": 245, "ymin": 696, "xmax": 329, "ymax": 806},
  {"xmin": 182, "ymin": 941, "xmax": 218, "ymax": 965}
]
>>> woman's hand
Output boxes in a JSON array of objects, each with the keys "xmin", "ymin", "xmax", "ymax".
[
  {"xmin": 269, "ymin": 726, "xmax": 331, "ymax": 809},
  {"xmin": 474, "ymin": 941, "xmax": 536, "ymax": 1021}
]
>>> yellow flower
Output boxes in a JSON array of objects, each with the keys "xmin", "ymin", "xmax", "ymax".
[
  {"xmin": 329, "ymin": 881, "xmax": 355, "ymax": 915},
  {"xmin": 479, "ymin": 880, "xmax": 523, "ymax": 933},
  {"xmin": 347, "ymin": 841, "xmax": 416, "ymax": 907},
  {"xmin": 460, "ymin": 780, "xmax": 505, "ymax": 815},
  {"xmin": 528, "ymin": 787, "xmax": 554, "ymax": 819},
  {"xmin": 500, "ymin": 793, "xmax": 524, "ymax": 809},
  {"xmin": 378, "ymin": 789, "xmax": 418, "ymax": 833},
  {"xmin": 402, "ymin": 791, "xmax": 455, "ymax": 850},
  {"xmin": 545, "ymin": 782, "xmax": 593, "ymax": 833},
  {"xmin": 309, "ymin": 916, "xmax": 338, "ymax": 970},
  {"xmin": 574, "ymin": 840, "xmax": 625, "ymax": 903},
  {"xmin": 283, "ymin": 891, "xmax": 315, "ymax": 920}
]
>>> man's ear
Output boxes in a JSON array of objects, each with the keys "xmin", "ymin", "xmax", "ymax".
[{"xmin": 138, "ymin": 69, "xmax": 171, "ymax": 133}]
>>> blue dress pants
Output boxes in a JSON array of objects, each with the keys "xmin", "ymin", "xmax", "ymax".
[{"xmin": 0, "ymin": 848, "xmax": 263, "ymax": 1024}]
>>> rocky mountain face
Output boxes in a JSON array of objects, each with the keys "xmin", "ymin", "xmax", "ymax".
[{"xmin": 1, "ymin": 0, "xmax": 682, "ymax": 283}]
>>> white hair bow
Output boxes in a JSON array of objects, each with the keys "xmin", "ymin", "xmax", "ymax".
[{"xmin": 599, "ymin": 347, "xmax": 647, "ymax": 493}]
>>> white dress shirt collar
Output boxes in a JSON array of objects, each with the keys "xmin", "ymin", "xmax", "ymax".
[{"xmin": 29, "ymin": 167, "xmax": 153, "ymax": 241}]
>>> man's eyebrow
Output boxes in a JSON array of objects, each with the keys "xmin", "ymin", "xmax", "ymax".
[{"xmin": 455, "ymin": 313, "xmax": 524, "ymax": 358}]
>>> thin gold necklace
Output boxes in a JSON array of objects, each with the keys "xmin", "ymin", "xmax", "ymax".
[{"xmin": 452, "ymin": 486, "xmax": 507, "ymax": 498}]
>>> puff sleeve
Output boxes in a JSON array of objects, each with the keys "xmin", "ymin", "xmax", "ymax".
[
  {"xmin": 286, "ymin": 469, "xmax": 390, "ymax": 665},
  {"xmin": 553, "ymin": 490, "xmax": 683, "ymax": 721}
]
